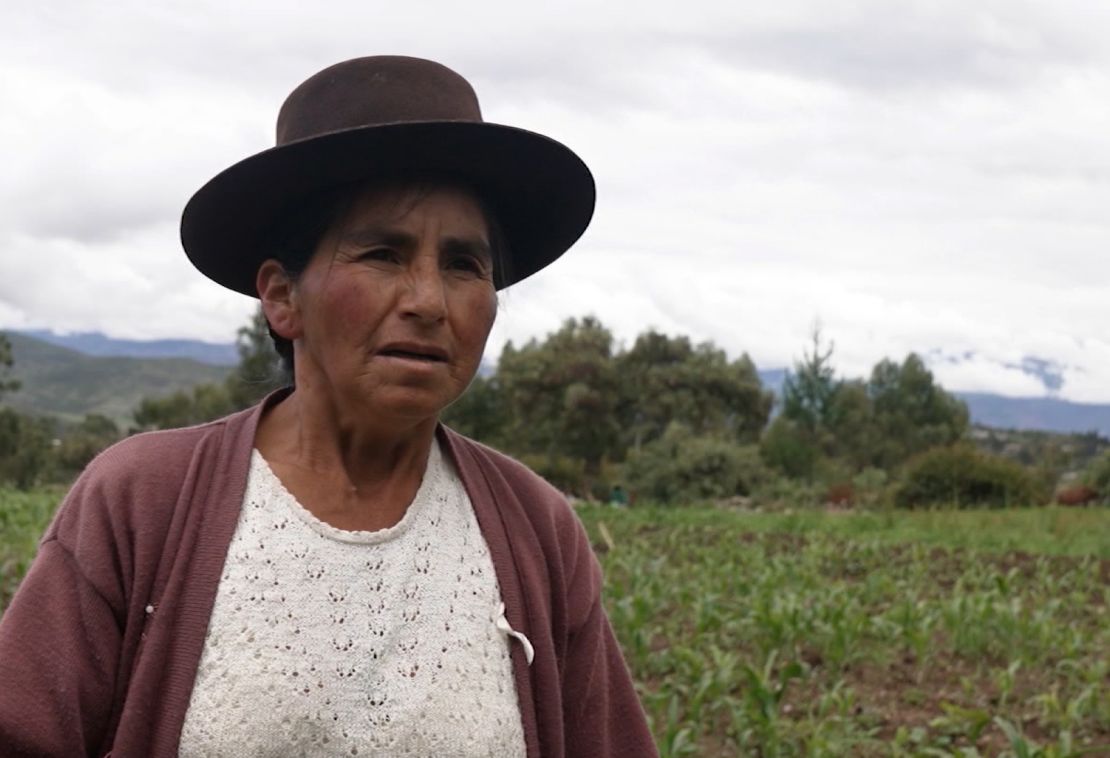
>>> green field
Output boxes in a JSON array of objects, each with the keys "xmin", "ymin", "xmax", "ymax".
[
  {"xmin": 578, "ymin": 505, "xmax": 1110, "ymax": 757},
  {"xmin": 3, "ymin": 490, "xmax": 1108, "ymax": 756}
]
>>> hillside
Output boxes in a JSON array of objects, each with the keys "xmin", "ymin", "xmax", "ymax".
[
  {"xmin": 1, "ymin": 332, "xmax": 231, "ymax": 425},
  {"xmin": 18, "ymin": 329, "xmax": 237, "ymax": 366},
  {"xmin": 957, "ymin": 392, "xmax": 1110, "ymax": 439}
]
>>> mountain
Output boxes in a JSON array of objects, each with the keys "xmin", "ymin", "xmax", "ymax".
[
  {"xmin": 956, "ymin": 393, "xmax": 1110, "ymax": 439},
  {"xmin": 758, "ymin": 368, "xmax": 787, "ymax": 397},
  {"xmin": 1, "ymin": 332, "xmax": 231, "ymax": 425},
  {"xmin": 18, "ymin": 329, "xmax": 237, "ymax": 366}
]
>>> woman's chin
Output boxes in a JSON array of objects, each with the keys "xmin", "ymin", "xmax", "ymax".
[{"xmin": 349, "ymin": 386, "xmax": 457, "ymax": 426}]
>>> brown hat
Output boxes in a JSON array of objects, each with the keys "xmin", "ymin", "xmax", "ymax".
[{"xmin": 181, "ymin": 55, "xmax": 595, "ymax": 294}]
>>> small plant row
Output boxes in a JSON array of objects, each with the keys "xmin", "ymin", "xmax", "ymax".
[{"xmin": 579, "ymin": 506, "xmax": 1110, "ymax": 757}]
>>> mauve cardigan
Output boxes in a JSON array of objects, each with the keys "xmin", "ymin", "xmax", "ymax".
[{"xmin": 0, "ymin": 396, "xmax": 657, "ymax": 757}]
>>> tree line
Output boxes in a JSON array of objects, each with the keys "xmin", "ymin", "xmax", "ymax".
[{"xmin": 2, "ymin": 314, "xmax": 1108, "ymax": 507}]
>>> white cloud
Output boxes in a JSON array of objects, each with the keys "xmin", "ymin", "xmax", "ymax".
[{"xmin": 3, "ymin": 0, "xmax": 1110, "ymax": 402}]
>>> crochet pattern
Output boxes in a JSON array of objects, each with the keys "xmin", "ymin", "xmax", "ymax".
[{"xmin": 178, "ymin": 442, "xmax": 526, "ymax": 757}]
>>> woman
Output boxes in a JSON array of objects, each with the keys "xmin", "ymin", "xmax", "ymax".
[{"xmin": 0, "ymin": 56, "xmax": 656, "ymax": 757}]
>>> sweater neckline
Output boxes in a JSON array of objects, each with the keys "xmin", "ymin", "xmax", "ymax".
[{"xmin": 248, "ymin": 442, "xmax": 442, "ymax": 545}]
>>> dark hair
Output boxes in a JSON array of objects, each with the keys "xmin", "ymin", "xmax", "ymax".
[{"xmin": 264, "ymin": 179, "xmax": 511, "ymax": 375}]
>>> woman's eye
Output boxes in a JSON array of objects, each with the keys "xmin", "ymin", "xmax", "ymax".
[
  {"xmin": 447, "ymin": 256, "xmax": 487, "ymax": 276},
  {"xmin": 359, "ymin": 248, "xmax": 398, "ymax": 263}
]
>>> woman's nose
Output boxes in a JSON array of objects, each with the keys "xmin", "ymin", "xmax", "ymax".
[{"xmin": 399, "ymin": 258, "xmax": 447, "ymax": 322}]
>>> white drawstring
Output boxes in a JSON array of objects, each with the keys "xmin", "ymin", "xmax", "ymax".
[{"xmin": 495, "ymin": 602, "xmax": 534, "ymax": 666}]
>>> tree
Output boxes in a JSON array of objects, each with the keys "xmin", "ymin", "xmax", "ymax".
[
  {"xmin": 0, "ymin": 332, "xmax": 20, "ymax": 400},
  {"xmin": 615, "ymin": 330, "xmax": 771, "ymax": 452},
  {"xmin": 781, "ymin": 326, "xmax": 837, "ymax": 435},
  {"xmin": 0, "ymin": 408, "xmax": 52, "ymax": 489},
  {"xmin": 825, "ymin": 379, "xmax": 875, "ymax": 470},
  {"xmin": 225, "ymin": 306, "xmax": 288, "ymax": 408},
  {"xmin": 55, "ymin": 414, "xmax": 121, "ymax": 476},
  {"xmin": 769, "ymin": 326, "xmax": 839, "ymax": 480},
  {"xmin": 497, "ymin": 316, "xmax": 620, "ymax": 476},
  {"xmin": 132, "ymin": 383, "xmax": 236, "ymax": 432},
  {"xmin": 441, "ymin": 374, "xmax": 509, "ymax": 447},
  {"xmin": 867, "ymin": 353, "xmax": 968, "ymax": 469}
]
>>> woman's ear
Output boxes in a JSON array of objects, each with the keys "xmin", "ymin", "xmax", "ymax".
[{"xmin": 256, "ymin": 260, "xmax": 301, "ymax": 339}]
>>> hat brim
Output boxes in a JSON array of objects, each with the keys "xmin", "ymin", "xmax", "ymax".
[{"xmin": 180, "ymin": 121, "xmax": 595, "ymax": 295}]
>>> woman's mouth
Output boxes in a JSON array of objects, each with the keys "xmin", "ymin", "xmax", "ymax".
[{"xmin": 377, "ymin": 344, "xmax": 448, "ymax": 363}]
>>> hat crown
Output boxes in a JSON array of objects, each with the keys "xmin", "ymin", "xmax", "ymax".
[{"xmin": 276, "ymin": 56, "xmax": 483, "ymax": 145}]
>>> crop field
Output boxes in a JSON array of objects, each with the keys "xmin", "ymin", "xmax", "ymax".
[
  {"xmin": 578, "ymin": 506, "xmax": 1110, "ymax": 757},
  {"xmin": 2, "ymin": 489, "xmax": 1108, "ymax": 756},
  {"xmin": 0, "ymin": 488, "xmax": 61, "ymax": 610}
]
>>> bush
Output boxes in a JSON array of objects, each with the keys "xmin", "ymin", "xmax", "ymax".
[
  {"xmin": 53, "ymin": 414, "xmax": 121, "ymax": 480},
  {"xmin": 851, "ymin": 467, "xmax": 890, "ymax": 509},
  {"xmin": 894, "ymin": 444, "xmax": 1047, "ymax": 509},
  {"xmin": 749, "ymin": 476, "xmax": 821, "ymax": 510},
  {"xmin": 0, "ymin": 409, "xmax": 54, "ymax": 490},
  {"xmin": 518, "ymin": 453, "xmax": 588, "ymax": 497},
  {"xmin": 1083, "ymin": 450, "xmax": 1110, "ymax": 497},
  {"xmin": 760, "ymin": 416, "xmax": 821, "ymax": 480},
  {"xmin": 624, "ymin": 423, "xmax": 767, "ymax": 505}
]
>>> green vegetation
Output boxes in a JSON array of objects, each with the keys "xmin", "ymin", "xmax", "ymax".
[
  {"xmin": 3, "ymin": 307, "xmax": 1107, "ymax": 753},
  {"xmin": 4, "ymin": 491, "xmax": 1107, "ymax": 755},
  {"xmin": 577, "ymin": 505, "xmax": 1110, "ymax": 756},
  {"xmin": 895, "ymin": 445, "xmax": 1049, "ymax": 509},
  {"xmin": 5, "ymin": 315, "xmax": 1106, "ymax": 511},
  {"xmin": 0, "ymin": 488, "xmax": 61, "ymax": 609},
  {"xmin": 0, "ymin": 333, "xmax": 19, "ymax": 399}
]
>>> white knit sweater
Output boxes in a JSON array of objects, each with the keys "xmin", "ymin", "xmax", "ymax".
[{"xmin": 178, "ymin": 442, "xmax": 526, "ymax": 757}]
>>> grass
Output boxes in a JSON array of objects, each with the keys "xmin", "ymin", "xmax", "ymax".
[
  {"xmin": 3, "ymin": 489, "xmax": 1108, "ymax": 755},
  {"xmin": 578, "ymin": 504, "xmax": 1110, "ymax": 756},
  {"xmin": 592, "ymin": 505, "xmax": 1110, "ymax": 558},
  {"xmin": 0, "ymin": 487, "xmax": 63, "ymax": 609}
]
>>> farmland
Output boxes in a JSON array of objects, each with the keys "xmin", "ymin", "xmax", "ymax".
[
  {"xmin": 579, "ymin": 505, "xmax": 1110, "ymax": 757},
  {"xmin": 2, "ymin": 489, "xmax": 1108, "ymax": 756}
]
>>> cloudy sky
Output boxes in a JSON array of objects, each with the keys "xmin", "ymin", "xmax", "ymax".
[{"xmin": 2, "ymin": 1, "xmax": 1109, "ymax": 401}]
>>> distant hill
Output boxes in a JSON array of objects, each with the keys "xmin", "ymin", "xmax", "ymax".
[
  {"xmin": 957, "ymin": 392, "xmax": 1110, "ymax": 439},
  {"xmin": 18, "ymin": 329, "xmax": 237, "ymax": 366},
  {"xmin": 1, "ymin": 332, "xmax": 231, "ymax": 425}
]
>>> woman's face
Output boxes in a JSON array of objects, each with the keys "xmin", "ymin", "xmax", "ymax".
[{"xmin": 286, "ymin": 183, "xmax": 498, "ymax": 424}]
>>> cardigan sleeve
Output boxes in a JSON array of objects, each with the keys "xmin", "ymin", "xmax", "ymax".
[
  {"xmin": 559, "ymin": 513, "xmax": 659, "ymax": 757},
  {"xmin": 0, "ymin": 538, "xmax": 121, "ymax": 757},
  {"xmin": 0, "ymin": 430, "xmax": 183, "ymax": 757}
]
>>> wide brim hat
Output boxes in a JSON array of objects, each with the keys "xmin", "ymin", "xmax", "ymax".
[{"xmin": 181, "ymin": 55, "xmax": 595, "ymax": 294}]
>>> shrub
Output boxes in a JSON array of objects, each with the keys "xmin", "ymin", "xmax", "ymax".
[
  {"xmin": 760, "ymin": 416, "xmax": 820, "ymax": 480},
  {"xmin": 53, "ymin": 414, "xmax": 121, "ymax": 480},
  {"xmin": 749, "ymin": 476, "xmax": 821, "ymax": 510},
  {"xmin": 852, "ymin": 467, "xmax": 889, "ymax": 509},
  {"xmin": 0, "ymin": 409, "xmax": 54, "ymax": 490},
  {"xmin": 624, "ymin": 423, "xmax": 767, "ymax": 505},
  {"xmin": 1083, "ymin": 450, "xmax": 1110, "ymax": 496},
  {"xmin": 518, "ymin": 453, "xmax": 587, "ymax": 497},
  {"xmin": 894, "ymin": 444, "xmax": 1047, "ymax": 509}
]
